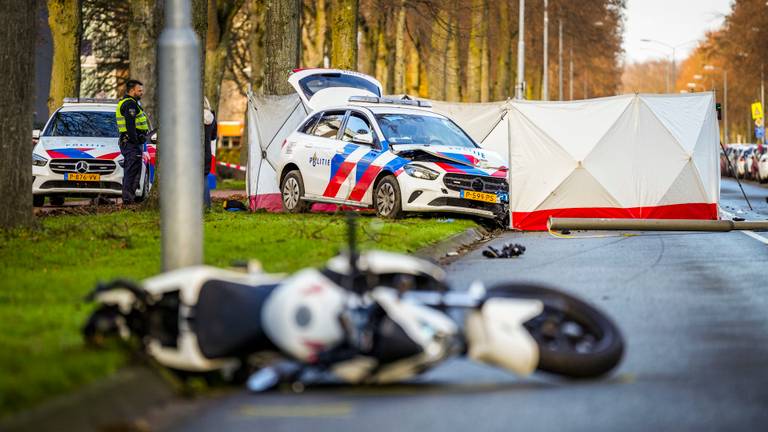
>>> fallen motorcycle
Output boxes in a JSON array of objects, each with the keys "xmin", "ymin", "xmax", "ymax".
[{"xmin": 83, "ymin": 222, "xmax": 624, "ymax": 389}]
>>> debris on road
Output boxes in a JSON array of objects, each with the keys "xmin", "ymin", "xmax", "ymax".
[{"xmin": 482, "ymin": 243, "xmax": 526, "ymax": 258}]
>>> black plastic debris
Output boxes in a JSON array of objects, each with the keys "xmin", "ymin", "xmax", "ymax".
[
  {"xmin": 223, "ymin": 199, "xmax": 248, "ymax": 212},
  {"xmin": 482, "ymin": 243, "xmax": 526, "ymax": 258}
]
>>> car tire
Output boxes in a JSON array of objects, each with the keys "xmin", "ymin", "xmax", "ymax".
[
  {"xmin": 281, "ymin": 170, "xmax": 309, "ymax": 213},
  {"xmin": 50, "ymin": 195, "xmax": 65, "ymax": 206},
  {"xmin": 373, "ymin": 175, "xmax": 403, "ymax": 219},
  {"xmin": 33, "ymin": 195, "xmax": 45, "ymax": 207}
]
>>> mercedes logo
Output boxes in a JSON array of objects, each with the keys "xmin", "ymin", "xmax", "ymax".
[
  {"xmin": 472, "ymin": 178, "xmax": 484, "ymax": 192},
  {"xmin": 75, "ymin": 161, "xmax": 89, "ymax": 174}
]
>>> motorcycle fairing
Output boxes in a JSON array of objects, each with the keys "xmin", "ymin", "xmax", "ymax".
[{"xmin": 465, "ymin": 298, "xmax": 543, "ymax": 376}]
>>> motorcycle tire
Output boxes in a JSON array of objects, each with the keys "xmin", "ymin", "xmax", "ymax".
[{"xmin": 485, "ymin": 283, "xmax": 624, "ymax": 379}]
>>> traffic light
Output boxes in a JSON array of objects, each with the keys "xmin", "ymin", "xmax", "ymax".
[{"xmin": 715, "ymin": 102, "xmax": 722, "ymax": 120}]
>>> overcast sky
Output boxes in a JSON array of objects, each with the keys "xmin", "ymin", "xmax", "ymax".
[{"xmin": 622, "ymin": 0, "xmax": 733, "ymax": 64}]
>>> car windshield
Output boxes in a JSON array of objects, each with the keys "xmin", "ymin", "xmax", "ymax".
[
  {"xmin": 299, "ymin": 73, "xmax": 381, "ymax": 98},
  {"xmin": 375, "ymin": 114, "xmax": 477, "ymax": 148},
  {"xmin": 43, "ymin": 111, "xmax": 119, "ymax": 138}
]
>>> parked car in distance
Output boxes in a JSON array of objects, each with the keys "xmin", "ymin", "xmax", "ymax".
[
  {"xmin": 32, "ymin": 98, "xmax": 156, "ymax": 207},
  {"xmin": 757, "ymin": 147, "xmax": 768, "ymax": 183}
]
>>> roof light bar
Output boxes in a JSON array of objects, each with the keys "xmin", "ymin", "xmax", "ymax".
[
  {"xmin": 348, "ymin": 96, "xmax": 432, "ymax": 108},
  {"xmin": 63, "ymin": 97, "xmax": 119, "ymax": 104}
]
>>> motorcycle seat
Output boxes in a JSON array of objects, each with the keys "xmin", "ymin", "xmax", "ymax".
[{"xmin": 194, "ymin": 280, "xmax": 278, "ymax": 359}]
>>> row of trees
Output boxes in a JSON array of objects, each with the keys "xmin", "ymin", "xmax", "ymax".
[{"xmin": 624, "ymin": 0, "xmax": 768, "ymax": 143}]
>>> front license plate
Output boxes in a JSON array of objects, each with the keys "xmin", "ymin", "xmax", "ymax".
[
  {"xmin": 461, "ymin": 190, "xmax": 499, "ymax": 203},
  {"xmin": 65, "ymin": 173, "xmax": 100, "ymax": 181}
]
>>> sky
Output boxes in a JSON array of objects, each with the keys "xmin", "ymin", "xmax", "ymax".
[{"xmin": 622, "ymin": 0, "xmax": 734, "ymax": 64}]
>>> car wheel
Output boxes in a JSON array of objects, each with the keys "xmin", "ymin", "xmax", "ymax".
[
  {"xmin": 281, "ymin": 170, "xmax": 309, "ymax": 213},
  {"xmin": 373, "ymin": 175, "xmax": 403, "ymax": 219},
  {"xmin": 50, "ymin": 195, "xmax": 65, "ymax": 206},
  {"xmin": 33, "ymin": 195, "xmax": 45, "ymax": 207}
]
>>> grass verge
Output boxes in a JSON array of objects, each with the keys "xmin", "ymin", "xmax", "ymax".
[{"xmin": 0, "ymin": 207, "xmax": 474, "ymax": 417}]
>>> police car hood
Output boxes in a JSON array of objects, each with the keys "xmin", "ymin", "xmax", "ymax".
[
  {"xmin": 390, "ymin": 144, "xmax": 507, "ymax": 170},
  {"xmin": 38, "ymin": 136, "xmax": 122, "ymax": 160}
]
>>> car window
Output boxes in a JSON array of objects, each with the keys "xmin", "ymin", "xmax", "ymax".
[
  {"xmin": 342, "ymin": 113, "xmax": 373, "ymax": 143},
  {"xmin": 312, "ymin": 111, "xmax": 345, "ymax": 139},
  {"xmin": 375, "ymin": 113, "xmax": 478, "ymax": 148},
  {"xmin": 43, "ymin": 110, "xmax": 119, "ymax": 138},
  {"xmin": 299, "ymin": 113, "xmax": 321, "ymax": 134},
  {"xmin": 299, "ymin": 73, "xmax": 381, "ymax": 98}
]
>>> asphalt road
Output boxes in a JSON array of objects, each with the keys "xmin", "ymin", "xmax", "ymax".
[{"xmin": 159, "ymin": 178, "xmax": 768, "ymax": 432}]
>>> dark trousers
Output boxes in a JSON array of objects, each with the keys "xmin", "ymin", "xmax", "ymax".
[{"xmin": 120, "ymin": 141, "xmax": 143, "ymax": 204}]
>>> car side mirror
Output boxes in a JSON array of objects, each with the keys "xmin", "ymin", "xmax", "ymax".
[
  {"xmin": 352, "ymin": 131, "xmax": 373, "ymax": 145},
  {"xmin": 32, "ymin": 129, "xmax": 40, "ymax": 139}
]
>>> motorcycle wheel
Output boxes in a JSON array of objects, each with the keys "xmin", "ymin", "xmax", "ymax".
[{"xmin": 485, "ymin": 283, "xmax": 624, "ymax": 378}]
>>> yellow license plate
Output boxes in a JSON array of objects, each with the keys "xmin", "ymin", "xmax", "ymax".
[
  {"xmin": 461, "ymin": 190, "xmax": 498, "ymax": 203},
  {"xmin": 65, "ymin": 173, "xmax": 100, "ymax": 181}
]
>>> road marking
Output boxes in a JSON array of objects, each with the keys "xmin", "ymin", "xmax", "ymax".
[
  {"xmin": 238, "ymin": 403, "xmax": 352, "ymax": 418},
  {"xmin": 742, "ymin": 230, "xmax": 768, "ymax": 245},
  {"xmin": 719, "ymin": 208, "xmax": 768, "ymax": 245}
]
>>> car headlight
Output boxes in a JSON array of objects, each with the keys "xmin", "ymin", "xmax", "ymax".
[
  {"xmin": 32, "ymin": 153, "xmax": 48, "ymax": 167},
  {"xmin": 404, "ymin": 164, "xmax": 439, "ymax": 180}
]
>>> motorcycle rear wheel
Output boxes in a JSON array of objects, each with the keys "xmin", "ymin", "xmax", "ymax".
[{"xmin": 485, "ymin": 283, "xmax": 624, "ymax": 379}]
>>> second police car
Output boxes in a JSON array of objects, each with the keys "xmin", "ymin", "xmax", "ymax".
[{"xmin": 278, "ymin": 69, "xmax": 509, "ymax": 221}]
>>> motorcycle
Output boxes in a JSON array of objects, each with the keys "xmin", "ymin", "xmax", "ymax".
[{"xmin": 83, "ymin": 219, "xmax": 624, "ymax": 390}]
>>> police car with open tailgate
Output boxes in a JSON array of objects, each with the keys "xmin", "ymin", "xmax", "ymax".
[
  {"xmin": 32, "ymin": 98, "xmax": 156, "ymax": 206},
  {"xmin": 278, "ymin": 69, "xmax": 509, "ymax": 221}
]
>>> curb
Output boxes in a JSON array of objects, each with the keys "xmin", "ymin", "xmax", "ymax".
[
  {"xmin": 415, "ymin": 226, "xmax": 491, "ymax": 262},
  {"xmin": 1, "ymin": 366, "xmax": 176, "ymax": 432}
]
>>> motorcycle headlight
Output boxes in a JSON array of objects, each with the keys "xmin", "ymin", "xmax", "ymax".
[
  {"xmin": 32, "ymin": 153, "xmax": 48, "ymax": 167},
  {"xmin": 404, "ymin": 164, "xmax": 439, "ymax": 180}
]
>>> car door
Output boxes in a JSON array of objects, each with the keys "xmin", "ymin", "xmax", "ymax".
[
  {"xmin": 301, "ymin": 110, "xmax": 347, "ymax": 197},
  {"xmin": 340, "ymin": 110, "xmax": 380, "ymax": 204}
]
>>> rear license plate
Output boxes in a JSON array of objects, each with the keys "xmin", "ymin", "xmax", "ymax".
[
  {"xmin": 65, "ymin": 173, "xmax": 100, "ymax": 181},
  {"xmin": 461, "ymin": 190, "xmax": 499, "ymax": 203}
]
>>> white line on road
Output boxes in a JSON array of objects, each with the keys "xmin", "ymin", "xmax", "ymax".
[{"xmin": 719, "ymin": 207, "xmax": 768, "ymax": 245}]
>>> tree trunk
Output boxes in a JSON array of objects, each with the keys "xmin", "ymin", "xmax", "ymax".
[
  {"xmin": 329, "ymin": 0, "xmax": 357, "ymax": 69},
  {"xmin": 264, "ymin": 0, "xmax": 301, "ymax": 94},
  {"xmin": 0, "ymin": 0, "xmax": 36, "ymax": 228},
  {"xmin": 129, "ymin": 0, "xmax": 162, "ymax": 121},
  {"xmin": 429, "ymin": 7, "xmax": 449, "ymax": 100},
  {"xmin": 47, "ymin": 0, "xmax": 81, "ymax": 116},
  {"xmin": 444, "ymin": 0, "xmax": 460, "ymax": 102},
  {"xmin": 204, "ymin": 0, "xmax": 244, "ymax": 111},
  {"xmin": 492, "ymin": 1, "xmax": 509, "ymax": 100},
  {"xmin": 392, "ymin": 0, "xmax": 406, "ymax": 94},
  {"xmin": 249, "ymin": 0, "xmax": 266, "ymax": 93},
  {"xmin": 464, "ymin": 0, "xmax": 483, "ymax": 102},
  {"xmin": 302, "ymin": 0, "xmax": 326, "ymax": 67},
  {"xmin": 405, "ymin": 34, "xmax": 420, "ymax": 96},
  {"xmin": 480, "ymin": 1, "xmax": 489, "ymax": 102},
  {"xmin": 374, "ymin": 13, "xmax": 389, "ymax": 92}
]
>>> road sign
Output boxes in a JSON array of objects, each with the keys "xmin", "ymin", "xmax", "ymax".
[
  {"xmin": 752, "ymin": 102, "xmax": 763, "ymax": 120},
  {"xmin": 756, "ymin": 126, "xmax": 765, "ymax": 139}
]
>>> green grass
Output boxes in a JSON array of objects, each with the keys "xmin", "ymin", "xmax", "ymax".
[
  {"xmin": 217, "ymin": 178, "xmax": 246, "ymax": 190},
  {"xmin": 0, "ymin": 208, "xmax": 474, "ymax": 417}
]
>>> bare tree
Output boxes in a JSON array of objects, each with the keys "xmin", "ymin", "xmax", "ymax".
[
  {"xmin": 205, "ymin": 0, "xmax": 245, "ymax": 111},
  {"xmin": 1, "ymin": 0, "xmax": 37, "ymax": 228},
  {"xmin": 129, "ymin": 0, "xmax": 163, "ymax": 119},
  {"xmin": 47, "ymin": 0, "xmax": 82, "ymax": 115}
]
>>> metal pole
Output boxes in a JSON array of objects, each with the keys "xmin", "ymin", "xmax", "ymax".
[
  {"xmin": 569, "ymin": 45, "xmax": 573, "ymax": 100},
  {"xmin": 558, "ymin": 19, "xmax": 563, "ymax": 100},
  {"xmin": 542, "ymin": 0, "xmax": 548, "ymax": 101},
  {"xmin": 724, "ymin": 69, "xmax": 728, "ymax": 143},
  {"xmin": 515, "ymin": 0, "xmax": 525, "ymax": 99},
  {"xmin": 761, "ymin": 63, "xmax": 765, "ymax": 146},
  {"xmin": 548, "ymin": 217, "xmax": 768, "ymax": 232},
  {"xmin": 158, "ymin": 0, "xmax": 203, "ymax": 271}
]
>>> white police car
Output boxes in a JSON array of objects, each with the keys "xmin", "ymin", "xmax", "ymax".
[
  {"xmin": 32, "ymin": 98, "xmax": 156, "ymax": 206},
  {"xmin": 277, "ymin": 70, "xmax": 508, "ymax": 221}
]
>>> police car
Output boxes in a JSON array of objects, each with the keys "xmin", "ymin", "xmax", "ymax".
[
  {"xmin": 278, "ymin": 70, "xmax": 509, "ymax": 221},
  {"xmin": 32, "ymin": 98, "xmax": 156, "ymax": 206}
]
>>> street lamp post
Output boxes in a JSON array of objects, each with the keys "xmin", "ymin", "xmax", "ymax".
[
  {"xmin": 542, "ymin": 0, "xmax": 549, "ymax": 100},
  {"xmin": 515, "ymin": 0, "xmax": 526, "ymax": 99},
  {"xmin": 641, "ymin": 38, "xmax": 698, "ymax": 92},
  {"xmin": 704, "ymin": 64, "xmax": 728, "ymax": 143}
]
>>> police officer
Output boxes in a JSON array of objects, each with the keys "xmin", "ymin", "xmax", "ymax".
[{"xmin": 115, "ymin": 79, "xmax": 149, "ymax": 204}]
